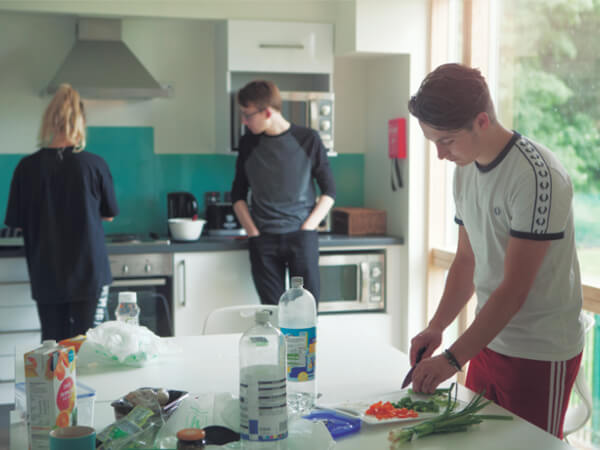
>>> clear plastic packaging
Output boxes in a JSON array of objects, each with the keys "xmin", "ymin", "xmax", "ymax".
[
  {"xmin": 115, "ymin": 291, "xmax": 140, "ymax": 326},
  {"xmin": 239, "ymin": 310, "xmax": 288, "ymax": 449},
  {"xmin": 278, "ymin": 277, "xmax": 318, "ymax": 414}
]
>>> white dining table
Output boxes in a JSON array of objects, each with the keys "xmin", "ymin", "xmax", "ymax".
[{"xmin": 10, "ymin": 325, "xmax": 573, "ymax": 449}]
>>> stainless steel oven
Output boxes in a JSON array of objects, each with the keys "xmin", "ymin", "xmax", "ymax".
[
  {"xmin": 318, "ymin": 250, "xmax": 385, "ymax": 313},
  {"xmin": 107, "ymin": 253, "xmax": 174, "ymax": 337}
]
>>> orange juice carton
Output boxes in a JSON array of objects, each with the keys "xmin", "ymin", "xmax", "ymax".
[
  {"xmin": 58, "ymin": 334, "xmax": 87, "ymax": 354},
  {"xmin": 24, "ymin": 340, "xmax": 77, "ymax": 450}
]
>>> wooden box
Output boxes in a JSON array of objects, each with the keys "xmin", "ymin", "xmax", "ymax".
[{"xmin": 331, "ymin": 207, "xmax": 387, "ymax": 236}]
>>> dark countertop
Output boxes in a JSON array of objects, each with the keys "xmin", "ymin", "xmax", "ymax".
[{"xmin": 0, "ymin": 234, "xmax": 404, "ymax": 258}]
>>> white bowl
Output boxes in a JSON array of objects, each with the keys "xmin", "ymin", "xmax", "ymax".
[{"xmin": 168, "ymin": 218, "xmax": 206, "ymax": 241}]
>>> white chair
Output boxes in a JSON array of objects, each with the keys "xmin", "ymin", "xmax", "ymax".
[
  {"xmin": 202, "ymin": 305, "xmax": 279, "ymax": 335},
  {"xmin": 563, "ymin": 312, "xmax": 595, "ymax": 441}
]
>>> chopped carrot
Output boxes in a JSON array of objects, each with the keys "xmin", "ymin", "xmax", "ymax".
[{"xmin": 365, "ymin": 401, "xmax": 418, "ymax": 420}]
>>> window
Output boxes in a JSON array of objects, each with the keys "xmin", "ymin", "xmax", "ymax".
[{"xmin": 428, "ymin": 1, "xmax": 600, "ymax": 446}]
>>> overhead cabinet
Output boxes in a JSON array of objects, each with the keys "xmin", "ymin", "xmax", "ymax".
[
  {"xmin": 215, "ymin": 19, "xmax": 334, "ymax": 153},
  {"xmin": 226, "ymin": 20, "xmax": 334, "ymax": 74}
]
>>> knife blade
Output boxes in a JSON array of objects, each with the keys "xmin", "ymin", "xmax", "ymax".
[{"xmin": 401, "ymin": 347, "xmax": 426, "ymax": 389}]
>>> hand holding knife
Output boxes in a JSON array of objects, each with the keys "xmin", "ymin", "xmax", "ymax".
[{"xmin": 401, "ymin": 346, "xmax": 426, "ymax": 389}]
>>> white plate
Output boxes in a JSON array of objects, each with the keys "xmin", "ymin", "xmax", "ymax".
[{"xmin": 319, "ymin": 390, "xmax": 464, "ymax": 425}]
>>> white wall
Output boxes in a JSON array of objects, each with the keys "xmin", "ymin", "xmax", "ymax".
[
  {"xmin": 354, "ymin": 0, "xmax": 430, "ymax": 341},
  {"xmin": 332, "ymin": 56, "xmax": 368, "ymax": 154},
  {"xmin": 92, "ymin": 17, "xmax": 217, "ymax": 154},
  {"xmin": 0, "ymin": 13, "xmax": 75, "ymax": 153}
]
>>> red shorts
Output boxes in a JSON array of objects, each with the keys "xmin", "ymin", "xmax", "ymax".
[{"xmin": 465, "ymin": 347, "xmax": 582, "ymax": 439}]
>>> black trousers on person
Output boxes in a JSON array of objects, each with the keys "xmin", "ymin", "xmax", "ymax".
[
  {"xmin": 36, "ymin": 300, "xmax": 98, "ymax": 342},
  {"xmin": 248, "ymin": 229, "xmax": 320, "ymax": 306}
]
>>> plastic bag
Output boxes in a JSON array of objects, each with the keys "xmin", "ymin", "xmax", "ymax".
[
  {"xmin": 96, "ymin": 404, "xmax": 166, "ymax": 449},
  {"xmin": 156, "ymin": 394, "xmax": 335, "ymax": 450},
  {"xmin": 155, "ymin": 393, "xmax": 238, "ymax": 448},
  {"xmin": 78, "ymin": 321, "xmax": 179, "ymax": 367}
]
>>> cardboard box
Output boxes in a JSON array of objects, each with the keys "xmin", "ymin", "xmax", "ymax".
[
  {"xmin": 24, "ymin": 341, "xmax": 77, "ymax": 450},
  {"xmin": 331, "ymin": 207, "xmax": 387, "ymax": 235}
]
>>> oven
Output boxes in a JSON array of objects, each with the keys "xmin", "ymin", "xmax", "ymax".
[
  {"xmin": 318, "ymin": 250, "xmax": 385, "ymax": 313},
  {"xmin": 107, "ymin": 253, "xmax": 174, "ymax": 337}
]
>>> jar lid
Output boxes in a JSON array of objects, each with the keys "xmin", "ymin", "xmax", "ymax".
[
  {"xmin": 118, "ymin": 292, "xmax": 137, "ymax": 303},
  {"xmin": 176, "ymin": 428, "xmax": 206, "ymax": 441}
]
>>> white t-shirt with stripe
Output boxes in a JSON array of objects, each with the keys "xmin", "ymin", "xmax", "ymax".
[{"xmin": 454, "ymin": 132, "xmax": 584, "ymax": 361}]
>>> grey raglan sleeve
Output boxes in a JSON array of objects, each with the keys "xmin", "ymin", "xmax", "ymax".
[{"xmin": 311, "ymin": 134, "xmax": 336, "ymax": 199}]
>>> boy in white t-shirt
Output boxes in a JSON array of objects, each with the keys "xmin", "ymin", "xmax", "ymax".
[{"xmin": 407, "ymin": 63, "xmax": 584, "ymax": 438}]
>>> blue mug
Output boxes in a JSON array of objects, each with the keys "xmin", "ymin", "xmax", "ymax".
[{"xmin": 49, "ymin": 426, "xmax": 95, "ymax": 450}]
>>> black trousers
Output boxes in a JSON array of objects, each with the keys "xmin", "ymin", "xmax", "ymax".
[
  {"xmin": 36, "ymin": 300, "xmax": 98, "ymax": 342},
  {"xmin": 248, "ymin": 230, "xmax": 320, "ymax": 306}
]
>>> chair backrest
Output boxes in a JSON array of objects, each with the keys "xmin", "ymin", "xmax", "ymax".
[
  {"xmin": 202, "ymin": 305, "xmax": 279, "ymax": 335},
  {"xmin": 563, "ymin": 312, "xmax": 595, "ymax": 440}
]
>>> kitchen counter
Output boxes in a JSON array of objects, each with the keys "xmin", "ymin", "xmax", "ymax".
[
  {"xmin": 0, "ymin": 234, "xmax": 404, "ymax": 257},
  {"xmin": 10, "ymin": 326, "xmax": 572, "ymax": 450}
]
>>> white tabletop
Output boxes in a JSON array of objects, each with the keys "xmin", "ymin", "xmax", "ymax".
[{"xmin": 12, "ymin": 327, "xmax": 573, "ymax": 449}]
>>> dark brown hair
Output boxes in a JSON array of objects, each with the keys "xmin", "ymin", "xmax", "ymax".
[
  {"xmin": 408, "ymin": 63, "xmax": 496, "ymax": 130},
  {"xmin": 237, "ymin": 80, "xmax": 282, "ymax": 112}
]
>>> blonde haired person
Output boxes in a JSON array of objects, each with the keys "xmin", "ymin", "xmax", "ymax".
[{"xmin": 5, "ymin": 84, "xmax": 119, "ymax": 341}]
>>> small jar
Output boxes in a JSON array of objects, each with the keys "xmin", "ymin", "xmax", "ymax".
[{"xmin": 176, "ymin": 428, "xmax": 206, "ymax": 449}]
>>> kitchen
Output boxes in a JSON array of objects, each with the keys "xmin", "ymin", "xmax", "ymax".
[
  {"xmin": 1, "ymin": 1, "xmax": 584, "ymax": 449},
  {"xmin": 0, "ymin": 4, "xmax": 425, "ymax": 359}
]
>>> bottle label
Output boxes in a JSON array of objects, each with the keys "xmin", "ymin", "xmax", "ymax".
[
  {"xmin": 280, "ymin": 326, "xmax": 316, "ymax": 382},
  {"xmin": 240, "ymin": 365, "xmax": 288, "ymax": 442}
]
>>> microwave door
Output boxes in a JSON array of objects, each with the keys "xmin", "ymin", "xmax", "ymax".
[
  {"xmin": 282, "ymin": 100, "xmax": 308, "ymax": 126},
  {"xmin": 309, "ymin": 99, "xmax": 319, "ymax": 130}
]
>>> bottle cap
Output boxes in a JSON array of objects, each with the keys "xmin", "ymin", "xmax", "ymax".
[
  {"xmin": 118, "ymin": 292, "xmax": 137, "ymax": 303},
  {"xmin": 291, "ymin": 276, "xmax": 304, "ymax": 288},
  {"xmin": 255, "ymin": 309, "xmax": 272, "ymax": 325},
  {"xmin": 176, "ymin": 428, "xmax": 206, "ymax": 442}
]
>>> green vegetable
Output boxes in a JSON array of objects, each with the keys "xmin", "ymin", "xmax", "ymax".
[
  {"xmin": 391, "ymin": 387, "xmax": 451, "ymax": 413},
  {"xmin": 388, "ymin": 383, "xmax": 513, "ymax": 447}
]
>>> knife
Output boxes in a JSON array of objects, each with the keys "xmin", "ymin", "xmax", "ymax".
[{"xmin": 401, "ymin": 347, "xmax": 426, "ymax": 389}]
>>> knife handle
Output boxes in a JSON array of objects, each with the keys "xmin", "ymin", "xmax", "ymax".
[{"xmin": 415, "ymin": 346, "xmax": 426, "ymax": 364}]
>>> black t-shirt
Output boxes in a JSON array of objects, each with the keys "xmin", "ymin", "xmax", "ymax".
[
  {"xmin": 231, "ymin": 124, "xmax": 336, "ymax": 233},
  {"xmin": 5, "ymin": 147, "xmax": 119, "ymax": 304}
]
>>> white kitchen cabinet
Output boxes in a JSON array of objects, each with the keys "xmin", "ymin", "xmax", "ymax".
[
  {"xmin": 227, "ymin": 20, "xmax": 333, "ymax": 74},
  {"xmin": 172, "ymin": 251, "xmax": 260, "ymax": 336}
]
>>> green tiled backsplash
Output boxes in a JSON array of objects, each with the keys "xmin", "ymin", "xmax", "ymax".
[{"xmin": 1, "ymin": 127, "xmax": 364, "ymax": 235}]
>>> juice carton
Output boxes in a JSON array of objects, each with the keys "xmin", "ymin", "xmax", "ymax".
[
  {"xmin": 58, "ymin": 334, "xmax": 87, "ymax": 354},
  {"xmin": 24, "ymin": 340, "xmax": 77, "ymax": 450}
]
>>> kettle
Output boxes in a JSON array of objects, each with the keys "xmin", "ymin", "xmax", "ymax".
[{"xmin": 167, "ymin": 192, "xmax": 199, "ymax": 219}]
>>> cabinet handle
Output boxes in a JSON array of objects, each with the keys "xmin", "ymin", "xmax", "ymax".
[
  {"xmin": 178, "ymin": 260, "xmax": 187, "ymax": 307},
  {"xmin": 258, "ymin": 43, "xmax": 304, "ymax": 50}
]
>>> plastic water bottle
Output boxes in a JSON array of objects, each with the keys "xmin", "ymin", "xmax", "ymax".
[
  {"xmin": 93, "ymin": 285, "xmax": 110, "ymax": 327},
  {"xmin": 115, "ymin": 291, "xmax": 140, "ymax": 326},
  {"xmin": 239, "ymin": 310, "xmax": 287, "ymax": 450},
  {"xmin": 278, "ymin": 276, "xmax": 317, "ymax": 414}
]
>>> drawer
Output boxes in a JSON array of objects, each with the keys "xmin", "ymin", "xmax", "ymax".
[
  {"xmin": 0, "ymin": 331, "xmax": 41, "ymax": 356},
  {"xmin": 0, "ymin": 258, "xmax": 29, "ymax": 283},
  {"xmin": 0, "ymin": 306, "xmax": 40, "ymax": 332},
  {"xmin": 228, "ymin": 20, "xmax": 333, "ymax": 73},
  {"xmin": 0, "ymin": 355, "xmax": 15, "ymax": 381},
  {"xmin": 0, "ymin": 282, "xmax": 34, "ymax": 307}
]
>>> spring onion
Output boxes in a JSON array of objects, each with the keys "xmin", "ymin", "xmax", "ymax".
[{"xmin": 388, "ymin": 383, "xmax": 513, "ymax": 447}]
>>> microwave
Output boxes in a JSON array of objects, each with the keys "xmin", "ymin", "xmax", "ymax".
[
  {"xmin": 231, "ymin": 91, "xmax": 334, "ymax": 153},
  {"xmin": 318, "ymin": 251, "xmax": 385, "ymax": 313}
]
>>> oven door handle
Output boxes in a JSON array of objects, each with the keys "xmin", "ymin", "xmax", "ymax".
[
  {"xmin": 111, "ymin": 278, "xmax": 166, "ymax": 288},
  {"xmin": 359, "ymin": 262, "xmax": 369, "ymax": 303},
  {"xmin": 178, "ymin": 259, "xmax": 187, "ymax": 307}
]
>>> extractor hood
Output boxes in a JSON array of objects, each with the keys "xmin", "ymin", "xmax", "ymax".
[{"xmin": 45, "ymin": 18, "xmax": 172, "ymax": 100}]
